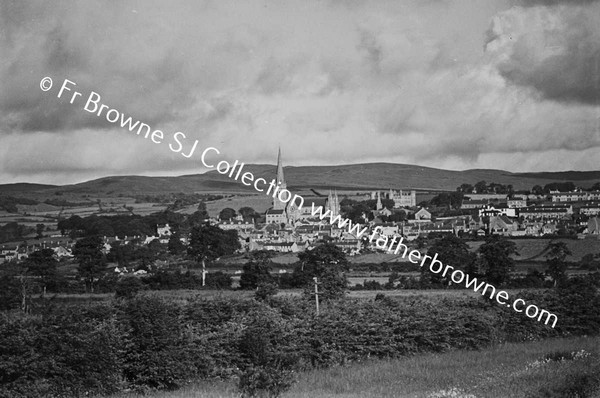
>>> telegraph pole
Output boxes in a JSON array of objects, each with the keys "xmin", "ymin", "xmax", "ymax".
[{"xmin": 313, "ymin": 277, "xmax": 320, "ymax": 316}]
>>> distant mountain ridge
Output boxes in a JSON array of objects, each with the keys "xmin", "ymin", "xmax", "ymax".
[{"xmin": 1, "ymin": 163, "xmax": 600, "ymax": 195}]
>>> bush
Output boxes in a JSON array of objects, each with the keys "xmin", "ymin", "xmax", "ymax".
[
  {"xmin": 238, "ymin": 365, "xmax": 295, "ymax": 398},
  {"xmin": 115, "ymin": 276, "xmax": 145, "ymax": 299},
  {"xmin": 255, "ymin": 281, "xmax": 278, "ymax": 301},
  {"xmin": 0, "ymin": 305, "xmax": 125, "ymax": 397},
  {"xmin": 205, "ymin": 271, "xmax": 233, "ymax": 289},
  {"xmin": 118, "ymin": 297, "xmax": 202, "ymax": 391}
]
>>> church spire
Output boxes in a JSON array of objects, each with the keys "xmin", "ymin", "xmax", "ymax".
[
  {"xmin": 273, "ymin": 147, "xmax": 287, "ymax": 211},
  {"xmin": 276, "ymin": 147, "xmax": 286, "ymax": 188}
]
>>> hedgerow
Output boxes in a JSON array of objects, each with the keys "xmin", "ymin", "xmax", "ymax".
[{"xmin": 0, "ymin": 283, "xmax": 598, "ymax": 397}]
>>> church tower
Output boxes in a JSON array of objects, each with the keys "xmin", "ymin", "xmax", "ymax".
[
  {"xmin": 376, "ymin": 191, "xmax": 383, "ymax": 210},
  {"xmin": 273, "ymin": 147, "xmax": 287, "ymax": 211},
  {"xmin": 333, "ymin": 189, "xmax": 340, "ymax": 216},
  {"xmin": 327, "ymin": 189, "xmax": 340, "ymax": 217}
]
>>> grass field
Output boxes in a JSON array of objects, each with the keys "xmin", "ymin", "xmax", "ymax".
[{"xmin": 110, "ymin": 335, "xmax": 600, "ymax": 398}]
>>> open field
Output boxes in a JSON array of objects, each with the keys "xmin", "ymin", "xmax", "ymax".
[
  {"xmin": 110, "ymin": 335, "xmax": 600, "ymax": 398},
  {"xmin": 467, "ymin": 237, "xmax": 600, "ymax": 262},
  {"xmin": 205, "ymin": 194, "xmax": 273, "ymax": 217},
  {"xmin": 41, "ymin": 288, "xmax": 549, "ymax": 304}
]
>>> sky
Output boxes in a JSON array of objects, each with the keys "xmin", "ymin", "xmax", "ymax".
[{"xmin": 0, "ymin": 0, "xmax": 599, "ymax": 185}]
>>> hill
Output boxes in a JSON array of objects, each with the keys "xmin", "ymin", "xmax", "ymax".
[{"xmin": 1, "ymin": 163, "xmax": 600, "ymax": 196}]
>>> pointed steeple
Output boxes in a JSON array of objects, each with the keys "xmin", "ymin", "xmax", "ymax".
[
  {"xmin": 376, "ymin": 191, "xmax": 382, "ymax": 210},
  {"xmin": 276, "ymin": 147, "xmax": 286, "ymax": 188},
  {"xmin": 273, "ymin": 147, "xmax": 287, "ymax": 211}
]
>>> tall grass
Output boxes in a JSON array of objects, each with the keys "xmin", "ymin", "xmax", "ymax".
[{"xmin": 112, "ymin": 335, "xmax": 600, "ymax": 398}]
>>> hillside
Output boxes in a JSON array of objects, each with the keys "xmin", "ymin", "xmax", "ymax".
[{"xmin": 1, "ymin": 163, "xmax": 600, "ymax": 196}]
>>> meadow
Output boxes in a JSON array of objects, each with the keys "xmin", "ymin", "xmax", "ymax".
[{"xmin": 112, "ymin": 335, "xmax": 600, "ymax": 398}]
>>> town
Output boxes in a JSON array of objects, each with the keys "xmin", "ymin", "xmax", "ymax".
[{"xmin": 2, "ymin": 150, "xmax": 600, "ymax": 266}]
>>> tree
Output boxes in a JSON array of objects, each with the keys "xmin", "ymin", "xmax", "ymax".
[
  {"xmin": 341, "ymin": 201, "xmax": 372, "ymax": 224},
  {"xmin": 167, "ymin": 232, "xmax": 186, "ymax": 255},
  {"xmin": 24, "ymin": 248, "xmax": 58, "ymax": 297},
  {"xmin": 531, "ymin": 185, "xmax": 544, "ymax": 195},
  {"xmin": 474, "ymin": 180, "xmax": 488, "ymax": 194},
  {"xmin": 35, "ymin": 223, "xmax": 45, "ymax": 239},
  {"xmin": 297, "ymin": 243, "xmax": 348, "ymax": 301},
  {"xmin": 421, "ymin": 235, "xmax": 476, "ymax": 288},
  {"xmin": 187, "ymin": 210, "xmax": 209, "ymax": 228},
  {"xmin": 108, "ymin": 241, "xmax": 135, "ymax": 267},
  {"xmin": 385, "ymin": 211, "xmax": 407, "ymax": 222},
  {"xmin": 219, "ymin": 207, "xmax": 237, "ymax": 221},
  {"xmin": 429, "ymin": 192, "xmax": 463, "ymax": 209},
  {"xmin": 239, "ymin": 207, "xmax": 258, "ymax": 222},
  {"xmin": 187, "ymin": 224, "xmax": 240, "ymax": 284},
  {"xmin": 0, "ymin": 262, "xmax": 35, "ymax": 312},
  {"xmin": 255, "ymin": 281, "xmax": 278, "ymax": 301},
  {"xmin": 477, "ymin": 236, "xmax": 518, "ymax": 286},
  {"xmin": 542, "ymin": 182, "xmax": 575, "ymax": 193},
  {"xmin": 457, "ymin": 183, "xmax": 474, "ymax": 194},
  {"xmin": 545, "ymin": 241, "xmax": 572, "ymax": 287},
  {"xmin": 72, "ymin": 236, "xmax": 106, "ymax": 293},
  {"xmin": 239, "ymin": 250, "xmax": 274, "ymax": 290}
]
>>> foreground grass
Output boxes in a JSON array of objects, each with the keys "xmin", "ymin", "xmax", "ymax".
[{"xmin": 112, "ymin": 335, "xmax": 600, "ymax": 398}]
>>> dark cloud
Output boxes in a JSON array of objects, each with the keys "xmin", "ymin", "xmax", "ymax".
[
  {"xmin": 487, "ymin": 4, "xmax": 600, "ymax": 105},
  {"xmin": 517, "ymin": 0, "xmax": 598, "ymax": 6}
]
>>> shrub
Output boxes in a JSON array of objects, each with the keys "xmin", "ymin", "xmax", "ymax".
[
  {"xmin": 118, "ymin": 297, "xmax": 201, "ymax": 391},
  {"xmin": 114, "ymin": 276, "xmax": 145, "ymax": 299},
  {"xmin": 255, "ymin": 281, "xmax": 278, "ymax": 301},
  {"xmin": 205, "ymin": 271, "xmax": 233, "ymax": 289},
  {"xmin": 0, "ymin": 304, "xmax": 125, "ymax": 397},
  {"xmin": 238, "ymin": 364, "xmax": 296, "ymax": 398}
]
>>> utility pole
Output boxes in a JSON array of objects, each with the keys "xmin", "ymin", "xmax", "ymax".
[{"xmin": 313, "ymin": 277, "xmax": 320, "ymax": 316}]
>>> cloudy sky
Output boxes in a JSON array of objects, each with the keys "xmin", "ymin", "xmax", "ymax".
[{"xmin": 1, "ymin": 0, "xmax": 599, "ymax": 185}]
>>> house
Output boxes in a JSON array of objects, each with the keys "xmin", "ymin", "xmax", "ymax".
[
  {"xmin": 479, "ymin": 204, "xmax": 517, "ymax": 218},
  {"xmin": 468, "ymin": 216, "xmax": 483, "ymax": 231},
  {"xmin": 551, "ymin": 191, "xmax": 595, "ymax": 202},
  {"xmin": 265, "ymin": 209, "xmax": 287, "ymax": 225},
  {"xmin": 334, "ymin": 239, "xmax": 361, "ymax": 254},
  {"xmin": 297, "ymin": 199, "xmax": 328, "ymax": 219},
  {"xmin": 507, "ymin": 198, "xmax": 527, "ymax": 208},
  {"xmin": 260, "ymin": 241, "xmax": 299, "ymax": 253},
  {"xmin": 53, "ymin": 246, "xmax": 73, "ymax": 258},
  {"xmin": 464, "ymin": 193, "xmax": 508, "ymax": 201},
  {"xmin": 519, "ymin": 204, "xmax": 573, "ymax": 220},
  {"xmin": 157, "ymin": 223, "xmax": 172, "ymax": 237},
  {"xmin": 587, "ymin": 217, "xmax": 600, "ymax": 235},
  {"xmin": 374, "ymin": 207, "xmax": 393, "ymax": 217},
  {"xmin": 488, "ymin": 215, "xmax": 518, "ymax": 236},
  {"xmin": 419, "ymin": 221, "xmax": 454, "ymax": 236},
  {"xmin": 401, "ymin": 224, "xmax": 420, "ymax": 240},
  {"xmin": 413, "ymin": 207, "xmax": 432, "ymax": 221},
  {"xmin": 461, "ymin": 199, "xmax": 489, "ymax": 210},
  {"xmin": 373, "ymin": 222, "xmax": 399, "ymax": 236},
  {"xmin": 219, "ymin": 220, "xmax": 255, "ymax": 232},
  {"xmin": 579, "ymin": 203, "xmax": 600, "ymax": 216},
  {"xmin": 542, "ymin": 223, "xmax": 558, "ymax": 235}
]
